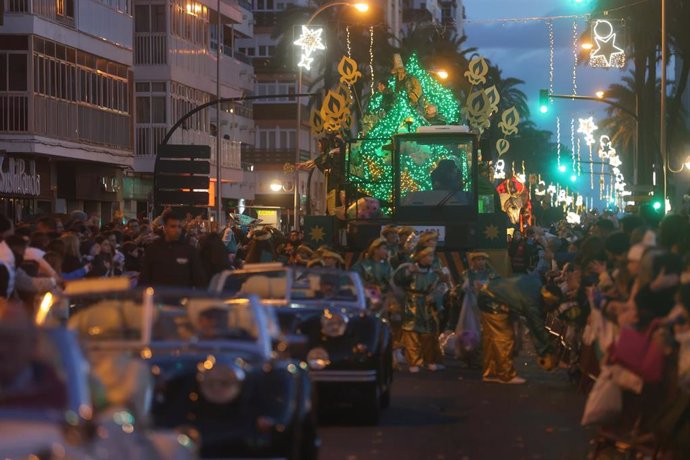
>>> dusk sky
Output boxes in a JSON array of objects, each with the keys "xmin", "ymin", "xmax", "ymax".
[{"xmin": 463, "ymin": 0, "xmax": 628, "ymax": 135}]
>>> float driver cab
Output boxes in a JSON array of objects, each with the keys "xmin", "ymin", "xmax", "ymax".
[{"xmin": 346, "ymin": 126, "xmax": 480, "ymax": 250}]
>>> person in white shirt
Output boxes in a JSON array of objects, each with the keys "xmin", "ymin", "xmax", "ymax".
[{"xmin": 0, "ymin": 214, "xmax": 16, "ymax": 298}]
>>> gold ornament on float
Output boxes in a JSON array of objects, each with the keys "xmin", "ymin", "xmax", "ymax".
[
  {"xmin": 310, "ymin": 106, "xmax": 324, "ymax": 136},
  {"xmin": 496, "ymin": 139, "xmax": 510, "ymax": 157},
  {"xmin": 464, "ymin": 56, "xmax": 489, "ymax": 86},
  {"xmin": 484, "ymin": 85, "xmax": 501, "ymax": 114},
  {"xmin": 338, "ymin": 56, "xmax": 362, "ymax": 86},
  {"xmin": 320, "ymin": 89, "xmax": 350, "ymax": 133},
  {"xmin": 498, "ymin": 106, "xmax": 520, "ymax": 136}
]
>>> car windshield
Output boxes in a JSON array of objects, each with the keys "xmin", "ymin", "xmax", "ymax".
[
  {"xmin": 222, "ymin": 270, "xmax": 288, "ymax": 300},
  {"xmin": 64, "ymin": 291, "xmax": 260, "ymax": 343},
  {"xmin": 291, "ymin": 270, "xmax": 359, "ymax": 302}
]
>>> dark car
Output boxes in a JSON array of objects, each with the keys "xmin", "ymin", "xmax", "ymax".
[
  {"xmin": 210, "ymin": 265, "xmax": 393, "ymax": 424},
  {"xmin": 42, "ymin": 280, "xmax": 318, "ymax": 459}
]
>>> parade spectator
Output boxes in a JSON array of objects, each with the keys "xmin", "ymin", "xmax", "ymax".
[
  {"xmin": 0, "ymin": 214, "xmax": 16, "ymax": 298},
  {"xmin": 244, "ymin": 229, "xmax": 275, "ymax": 264},
  {"xmin": 199, "ymin": 232, "xmax": 232, "ymax": 280},
  {"xmin": 139, "ymin": 211, "xmax": 207, "ymax": 288}
]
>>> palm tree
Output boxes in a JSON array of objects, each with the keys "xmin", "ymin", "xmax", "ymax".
[{"xmin": 597, "ymin": 74, "xmax": 639, "ymax": 158}]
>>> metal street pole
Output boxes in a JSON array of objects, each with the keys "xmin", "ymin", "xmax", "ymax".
[
  {"xmin": 216, "ymin": 0, "xmax": 223, "ymax": 226},
  {"xmin": 293, "ymin": 1, "xmax": 367, "ymax": 231},
  {"xmin": 660, "ymin": 0, "xmax": 668, "ymax": 207},
  {"xmin": 294, "ymin": 68, "xmax": 302, "ymax": 232}
]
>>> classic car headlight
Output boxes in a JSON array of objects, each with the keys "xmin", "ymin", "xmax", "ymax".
[
  {"xmin": 307, "ymin": 347, "xmax": 330, "ymax": 370},
  {"xmin": 197, "ymin": 364, "xmax": 245, "ymax": 404},
  {"xmin": 320, "ymin": 309, "xmax": 349, "ymax": 337}
]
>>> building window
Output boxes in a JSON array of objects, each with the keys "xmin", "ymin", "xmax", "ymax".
[
  {"xmin": 32, "ymin": 36, "xmax": 130, "ymax": 113},
  {"xmin": 255, "ymin": 80, "xmax": 295, "ymax": 103},
  {"xmin": 0, "ymin": 53, "xmax": 28, "ymax": 91},
  {"xmin": 135, "ymin": 4, "xmax": 166, "ymax": 33},
  {"xmin": 256, "ymin": 127, "xmax": 295, "ymax": 149},
  {"xmin": 171, "ymin": 0, "xmax": 209, "ymax": 46}
]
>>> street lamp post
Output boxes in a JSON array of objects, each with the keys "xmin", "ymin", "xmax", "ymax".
[
  {"xmin": 660, "ymin": 0, "xmax": 668, "ymax": 207},
  {"xmin": 293, "ymin": 1, "xmax": 368, "ymax": 231}
]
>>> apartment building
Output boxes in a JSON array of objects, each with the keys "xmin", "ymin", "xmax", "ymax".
[
  {"xmin": 132, "ymin": 0, "xmax": 256, "ymax": 219},
  {"xmin": 402, "ymin": 0, "xmax": 464, "ymax": 37},
  {"xmin": 237, "ymin": 0, "xmax": 323, "ymax": 230},
  {"xmin": 0, "ymin": 0, "xmax": 134, "ymax": 221}
]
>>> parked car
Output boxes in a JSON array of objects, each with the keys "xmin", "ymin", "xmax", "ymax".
[
  {"xmin": 210, "ymin": 265, "xmax": 393, "ymax": 424},
  {"xmin": 0, "ymin": 324, "xmax": 196, "ymax": 459},
  {"xmin": 39, "ymin": 279, "xmax": 318, "ymax": 459}
]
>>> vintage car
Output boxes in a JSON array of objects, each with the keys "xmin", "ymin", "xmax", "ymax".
[
  {"xmin": 209, "ymin": 265, "xmax": 393, "ymax": 424},
  {"xmin": 40, "ymin": 279, "xmax": 319, "ymax": 459},
  {"xmin": 0, "ymin": 323, "xmax": 196, "ymax": 459}
]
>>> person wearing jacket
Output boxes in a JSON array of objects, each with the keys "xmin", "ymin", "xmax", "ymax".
[{"xmin": 139, "ymin": 212, "xmax": 207, "ymax": 288}]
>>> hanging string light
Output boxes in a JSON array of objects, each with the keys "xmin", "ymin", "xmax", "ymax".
[
  {"xmin": 571, "ymin": 118, "xmax": 576, "ymax": 173},
  {"xmin": 571, "ymin": 20, "xmax": 578, "ymax": 96},
  {"xmin": 556, "ymin": 116, "xmax": 561, "ymax": 168},
  {"xmin": 577, "ymin": 138, "xmax": 582, "ymax": 176},
  {"xmin": 369, "ymin": 26, "xmax": 375, "ymax": 96},
  {"xmin": 548, "ymin": 20, "xmax": 554, "ymax": 99},
  {"xmin": 346, "ymin": 25, "xmax": 352, "ymax": 58}
]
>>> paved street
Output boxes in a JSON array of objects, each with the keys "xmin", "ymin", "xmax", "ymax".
[{"xmin": 320, "ymin": 349, "xmax": 591, "ymax": 460}]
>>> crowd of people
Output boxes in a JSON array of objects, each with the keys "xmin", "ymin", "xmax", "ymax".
[{"xmin": 1, "ymin": 204, "xmax": 689, "ymax": 456}]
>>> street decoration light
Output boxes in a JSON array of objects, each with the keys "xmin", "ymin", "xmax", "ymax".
[
  {"xmin": 589, "ymin": 19, "xmax": 626, "ymax": 68},
  {"xmin": 270, "ymin": 181, "xmax": 283, "ymax": 192},
  {"xmin": 294, "ymin": 26, "xmax": 326, "ymax": 71},
  {"xmin": 577, "ymin": 117, "xmax": 597, "ymax": 146}
]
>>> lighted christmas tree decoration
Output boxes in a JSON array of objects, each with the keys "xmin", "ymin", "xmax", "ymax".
[
  {"xmin": 294, "ymin": 26, "xmax": 326, "ymax": 70},
  {"xmin": 590, "ymin": 19, "xmax": 625, "ymax": 68},
  {"xmin": 348, "ymin": 53, "xmax": 463, "ymax": 207},
  {"xmin": 577, "ymin": 117, "xmax": 598, "ymax": 146}
]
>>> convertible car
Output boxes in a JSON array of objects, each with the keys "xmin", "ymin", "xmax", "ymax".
[
  {"xmin": 210, "ymin": 265, "xmax": 393, "ymax": 424},
  {"xmin": 1, "ymin": 322, "xmax": 195, "ymax": 459},
  {"xmin": 40, "ymin": 280, "xmax": 318, "ymax": 459}
]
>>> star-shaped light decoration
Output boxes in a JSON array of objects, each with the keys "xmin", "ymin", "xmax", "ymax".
[
  {"xmin": 294, "ymin": 26, "xmax": 326, "ymax": 70},
  {"xmin": 577, "ymin": 117, "xmax": 598, "ymax": 146},
  {"xmin": 590, "ymin": 19, "xmax": 625, "ymax": 68},
  {"xmin": 598, "ymin": 135, "xmax": 616, "ymax": 159},
  {"xmin": 483, "ymin": 224, "xmax": 499, "ymax": 240},
  {"xmin": 309, "ymin": 225, "xmax": 325, "ymax": 243},
  {"xmin": 609, "ymin": 155, "xmax": 622, "ymax": 168}
]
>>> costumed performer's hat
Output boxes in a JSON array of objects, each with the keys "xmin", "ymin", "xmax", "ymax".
[
  {"xmin": 295, "ymin": 244, "xmax": 314, "ymax": 256},
  {"xmin": 320, "ymin": 249, "xmax": 344, "ymax": 265},
  {"xmin": 307, "ymin": 258, "xmax": 325, "ymax": 268},
  {"xmin": 467, "ymin": 252, "xmax": 490, "ymax": 260},
  {"xmin": 252, "ymin": 228, "xmax": 272, "ymax": 241},
  {"xmin": 381, "ymin": 224, "xmax": 398, "ymax": 237},
  {"xmin": 418, "ymin": 231, "xmax": 439, "ymax": 246},
  {"xmin": 367, "ymin": 238, "xmax": 388, "ymax": 257},
  {"xmin": 391, "ymin": 53, "xmax": 404, "ymax": 73},
  {"xmin": 397, "ymin": 226, "xmax": 415, "ymax": 236},
  {"xmin": 413, "ymin": 246, "xmax": 434, "ymax": 262}
]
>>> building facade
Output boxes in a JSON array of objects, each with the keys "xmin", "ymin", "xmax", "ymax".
[
  {"xmin": 131, "ymin": 0, "xmax": 256, "ymax": 220},
  {"xmin": 1, "ymin": 0, "xmax": 134, "ymax": 222},
  {"xmin": 238, "ymin": 0, "xmax": 324, "ymax": 231}
]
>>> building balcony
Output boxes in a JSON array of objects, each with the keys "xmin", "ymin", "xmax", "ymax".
[{"xmin": 242, "ymin": 147, "xmax": 310, "ymax": 164}]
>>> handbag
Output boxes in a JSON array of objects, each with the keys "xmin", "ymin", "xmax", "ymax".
[
  {"xmin": 581, "ymin": 366, "xmax": 622, "ymax": 426},
  {"xmin": 609, "ymin": 320, "xmax": 664, "ymax": 383},
  {"xmin": 455, "ymin": 288, "xmax": 481, "ymax": 355}
]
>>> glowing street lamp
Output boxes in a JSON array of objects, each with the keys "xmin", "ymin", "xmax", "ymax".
[
  {"xmin": 595, "ymin": 90, "xmax": 605, "ymax": 99},
  {"xmin": 270, "ymin": 181, "xmax": 283, "ymax": 192},
  {"xmin": 434, "ymin": 69, "xmax": 449, "ymax": 80},
  {"xmin": 353, "ymin": 2, "xmax": 369, "ymax": 12}
]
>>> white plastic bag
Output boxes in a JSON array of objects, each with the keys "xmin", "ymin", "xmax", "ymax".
[{"xmin": 581, "ymin": 366, "xmax": 622, "ymax": 426}]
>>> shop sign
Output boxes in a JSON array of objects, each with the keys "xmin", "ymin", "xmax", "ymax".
[{"xmin": 0, "ymin": 155, "xmax": 41, "ymax": 196}]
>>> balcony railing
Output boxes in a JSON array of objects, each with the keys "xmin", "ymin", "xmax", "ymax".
[
  {"xmin": 242, "ymin": 148, "xmax": 310, "ymax": 164},
  {"xmin": 135, "ymin": 33, "xmax": 168, "ymax": 65},
  {"xmin": 0, "ymin": 94, "xmax": 29, "ymax": 132},
  {"xmin": 31, "ymin": 0, "xmax": 75, "ymax": 26},
  {"xmin": 7, "ymin": 0, "xmax": 29, "ymax": 12},
  {"xmin": 136, "ymin": 125, "xmax": 241, "ymax": 170}
]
